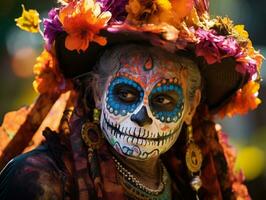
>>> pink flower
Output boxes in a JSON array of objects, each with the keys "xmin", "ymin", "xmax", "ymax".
[
  {"xmin": 195, "ymin": 40, "xmax": 221, "ymax": 64},
  {"xmin": 195, "ymin": 28, "xmax": 259, "ymax": 80},
  {"xmin": 195, "ymin": 29, "xmax": 224, "ymax": 64},
  {"xmin": 195, "ymin": 28, "xmax": 240, "ymax": 64},
  {"xmin": 217, "ymin": 37, "xmax": 239, "ymax": 56}
]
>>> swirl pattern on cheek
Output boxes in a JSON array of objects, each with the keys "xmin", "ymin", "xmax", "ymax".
[
  {"xmin": 149, "ymin": 81, "xmax": 184, "ymax": 123},
  {"xmin": 106, "ymin": 76, "xmax": 144, "ymax": 116}
]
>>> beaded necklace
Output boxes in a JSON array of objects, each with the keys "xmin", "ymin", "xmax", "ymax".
[{"xmin": 113, "ymin": 157, "xmax": 171, "ymax": 200}]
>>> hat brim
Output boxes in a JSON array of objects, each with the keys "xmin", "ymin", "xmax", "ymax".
[{"xmin": 55, "ymin": 29, "xmax": 248, "ymax": 113}]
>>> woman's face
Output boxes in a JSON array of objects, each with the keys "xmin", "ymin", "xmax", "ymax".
[{"xmin": 100, "ymin": 49, "xmax": 196, "ymax": 160}]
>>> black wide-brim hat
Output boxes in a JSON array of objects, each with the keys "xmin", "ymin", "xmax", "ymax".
[
  {"xmin": 39, "ymin": 0, "xmax": 262, "ymax": 117},
  {"xmin": 55, "ymin": 28, "xmax": 249, "ymax": 114}
]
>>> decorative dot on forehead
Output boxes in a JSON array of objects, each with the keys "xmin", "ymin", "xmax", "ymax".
[
  {"xmin": 115, "ymin": 72, "xmax": 134, "ymax": 78},
  {"xmin": 156, "ymin": 78, "xmax": 179, "ymax": 87},
  {"xmin": 143, "ymin": 56, "xmax": 154, "ymax": 71}
]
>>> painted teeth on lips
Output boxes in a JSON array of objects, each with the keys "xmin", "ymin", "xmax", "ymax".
[{"xmin": 104, "ymin": 113, "xmax": 174, "ymax": 141}]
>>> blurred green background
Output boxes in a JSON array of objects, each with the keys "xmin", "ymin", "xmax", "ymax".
[{"xmin": 0, "ymin": 0, "xmax": 265, "ymax": 198}]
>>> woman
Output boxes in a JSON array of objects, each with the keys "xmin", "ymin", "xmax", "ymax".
[{"xmin": 0, "ymin": 0, "xmax": 263, "ymax": 199}]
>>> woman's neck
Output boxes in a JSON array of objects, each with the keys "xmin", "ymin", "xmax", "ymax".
[{"xmin": 112, "ymin": 150, "xmax": 162, "ymax": 189}]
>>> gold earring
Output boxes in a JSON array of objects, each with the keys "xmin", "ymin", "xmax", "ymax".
[
  {"xmin": 185, "ymin": 125, "xmax": 203, "ymax": 197},
  {"xmin": 93, "ymin": 108, "xmax": 101, "ymax": 124},
  {"xmin": 81, "ymin": 108, "xmax": 102, "ymax": 162},
  {"xmin": 81, "ymin": 110, "xmax": 104, "ymax": 197}
]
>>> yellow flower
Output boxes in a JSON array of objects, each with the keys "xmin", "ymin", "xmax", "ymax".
[
  {"xmin": 233, "ymin": 25, "xmax": 249, "ymax": 40},
  {"xmin": 126, "ymin": 0, "xmax": 194, "ymax": 26},
  {"xmin": 232, "ymin": 24, "xmax": 251, "ymax": 48},
  {"xmin": 15, "ymin": 5, "xmax": 41, "ymax": 33},
  {"xmin": 126, "ymin": 0, "xmax": 173, "ymax": 25},
  {"xmin": 156, "ymin": 0, "xmax": 172, "ymax": 10},
  {"xmin": 212, "ymin": 17, "xmax": 234, "ymax": 35}
]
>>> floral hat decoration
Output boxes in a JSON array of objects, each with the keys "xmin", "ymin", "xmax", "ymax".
[{"xmin": 15, "ymin": 0, "xmax": 263, "ymax": 118}]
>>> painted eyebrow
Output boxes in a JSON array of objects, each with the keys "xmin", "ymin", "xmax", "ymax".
[
  {"xmin": 119, "ymin": 73, "xmax": 146, "ymax": 84},
  {"xmin": 150, "ymin": 79, "xmax": 182, "ymax": 93},
  {"xmin": 154, "ymin": 78, "xmax": 179, "ymax": 86},
  {"xmin": 110, "ymin": 76, "xmax": 143, "ymax": 92}
]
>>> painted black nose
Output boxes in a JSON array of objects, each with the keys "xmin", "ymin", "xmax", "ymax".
[{"xmin": 130, "ymin": 106, "xmax": 153, "ymax": 127}]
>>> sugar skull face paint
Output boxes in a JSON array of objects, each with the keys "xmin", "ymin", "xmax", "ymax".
[
  {"xmin": 149, "ymin": 79, "xmax": 184, "ymax": 123},
  {"xmin": 106, "ymin": 76, "xmax": 144, "ymax": 116},
  {"xmin": 100, "ymin": 47, "xmax": 190, "ymax": 160}
]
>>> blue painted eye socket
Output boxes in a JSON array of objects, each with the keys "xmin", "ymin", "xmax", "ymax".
[
  {"xmin": 106, "ymin": 77, "xmax": 144, "ymax": 116},
  {"xmin": 149, "ymin": 83, "xmax": 184, "ymax": 123}
]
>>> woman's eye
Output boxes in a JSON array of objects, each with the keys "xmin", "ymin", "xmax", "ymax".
[
  {"xmin": 114, "ymin": 85, "xmax": 139, "ymax": 103},
  {"xmin": 118, "ymin": 90, "xmax": 136, "ymax": 101},
  {"xmin": 150, "ymin": 92, "xmax": 179, "ymax": 112},
  {"xmin": 154, "ymin": 96, "xmax": 172, "ymax": 105}
]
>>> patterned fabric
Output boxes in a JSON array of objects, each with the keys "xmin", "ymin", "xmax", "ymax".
[
  {"xmin": 0, "ymin": 130, "xmax": 76, "ymax": 199},
  {"xmin": 0, "ymin": 125, "xmax": 193, "ymax": 200}
]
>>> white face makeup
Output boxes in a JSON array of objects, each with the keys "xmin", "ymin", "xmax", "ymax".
[{"xmin": 100, "ymin": 49, "xmax": 189, "ymax": 160}]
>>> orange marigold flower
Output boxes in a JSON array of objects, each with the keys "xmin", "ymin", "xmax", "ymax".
[
  {"xmin": 126, "ymin": 0, "xmax": 194, "ymax": 26},
  {"xmin": 59, "ymin": 0, "xmax": 111, "ymax": 52},
  {"xmin": 33, "ymin": 50, "xmax": 71, "ymax": 94},
  {"xmin": 218, "ymin": 81, "xmax": 261, "ymax": 118},
  {"xmin": 126, "ymin": 0, "xmax": 170, "ymax": 24},
  {"xmin": 170, "ymin": 0, "xmax": 194, "ymax": 26}
]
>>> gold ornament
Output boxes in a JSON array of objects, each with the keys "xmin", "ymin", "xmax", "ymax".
[
  {"xmin": 185, "ymin": 125, "xmax": 203, "ymax": 198},
  {"xmin": 185, "ymin": 143, "xmax": 203, "ymax": 173},
  {"xmin": 81, "ymin": 121, "xmax": 103, "ymax": 162},
  {"xmin": 81, "ymin": 121, "xmax": 102, "ymax": 150},
  {"xmin": 190, "ymin": 175, "xmax": 202, "ymax": 192},
  {"xmin": 185, "ymin": 125, "xmax": 203, "ymax": 173},
  {"xmin": 93, "ymin": 108, "xmax": 101, "ymax": 124}
]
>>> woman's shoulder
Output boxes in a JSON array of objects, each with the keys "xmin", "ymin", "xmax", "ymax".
[
  {"xmin": 0, "ymin": 130, "xmax": 74, "ymax": 200},
  {"xmin": 0, "ymin": 145, "xmax": 66, "ymax": 200}
]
